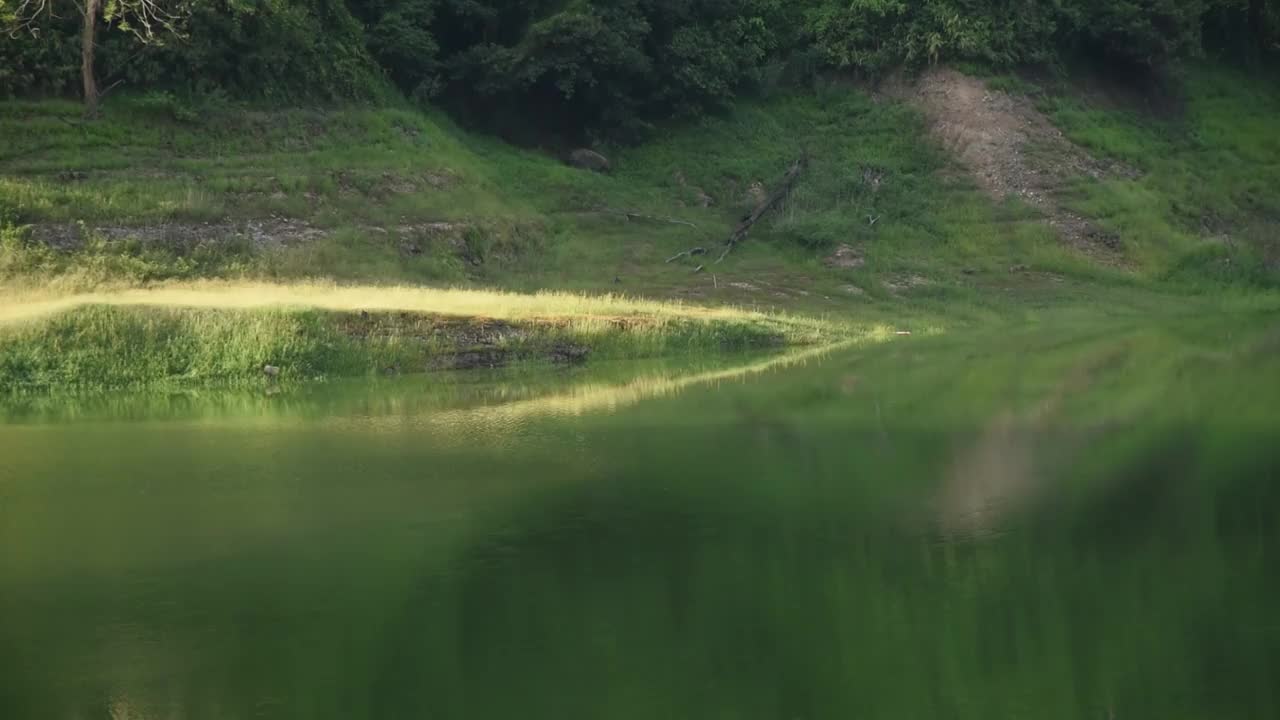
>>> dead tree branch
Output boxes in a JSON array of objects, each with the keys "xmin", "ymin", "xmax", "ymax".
[
  {"xmin": 716, "ymin": 157, "xmax": 807, "ymax": 263},
  {"xmin": 665, "ymin": 246, "xmax": 706, "ymax": 263},
  {"xmin": 99, "ymin": 78, "xmax": 126, "ymax": 100}
]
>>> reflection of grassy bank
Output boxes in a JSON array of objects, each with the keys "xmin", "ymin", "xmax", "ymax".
[
  {"xmin": 0, "ymin": 282, "xmax": 860, "ymax": 394},
  {"xmin": 0, "ymin": 343, "xmax": 851, "ymax": 425}
]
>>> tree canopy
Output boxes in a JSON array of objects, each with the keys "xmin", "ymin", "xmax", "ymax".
[{"xmin": 2, "ymin": 0, "xmax": 1277, "ymax": 134}]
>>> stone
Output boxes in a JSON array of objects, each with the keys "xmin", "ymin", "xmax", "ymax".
[{"xmin": 568, "ymin": 148, "xmax": 611, "ymax": 173}]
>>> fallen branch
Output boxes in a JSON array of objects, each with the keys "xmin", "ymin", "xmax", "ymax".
[
  {"xmin": 716, "ymin": 157, "xmax": 807, "ymax": 263},
  {"xmin": 99, "ymin": 78, "xmax": 126, "ymax": 102},
  {"xmin": 665, "ymin": 246, "xmax": 706, "ymax": 263}
]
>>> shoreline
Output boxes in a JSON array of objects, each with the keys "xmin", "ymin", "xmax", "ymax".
[{"xmin": 0, "ymin": 282, "xmax": 854, "ymax": 394}]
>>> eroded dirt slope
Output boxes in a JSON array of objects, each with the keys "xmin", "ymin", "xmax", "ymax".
[{"xmin": 888, "ymin": 68, "xmax": 1137, "ymax": 261}]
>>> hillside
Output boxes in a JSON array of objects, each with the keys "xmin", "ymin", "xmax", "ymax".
[
  {"xmin": 2, "ymin": 62, "xmax": 1279, "ymax": 389},
  {"xmin": 5, "ymin": 64, "xmax": 1279, "ymax": 293}
]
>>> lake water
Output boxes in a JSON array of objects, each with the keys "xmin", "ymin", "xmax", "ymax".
[{"xmin": 2, "ymin": 318, "xmax": 1279, "ymax": 719}]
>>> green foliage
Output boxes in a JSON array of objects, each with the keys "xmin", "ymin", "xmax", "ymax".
[
  {"xmin": 807, "ymin": 0, "xmax": 1059, "ymax": 74},
  {"xmin": 132, "ymin": 0, "xmax": 387, "ymax": 101},
  {"xmin": 0, "ymin": 0, "xmax": 387, "ymax": 102},
  {"xmin": 1058, "ymin": 0, "xmax": 1210, "ymax": 66},
  {"xmin": 362, "ymin": 0, "xmax": 443, "ymax": 99},
  {"xmin": 428, "ymin": 0, "xmax": 793, "ymax": 139},
  {"xmin": 0, "ymin": 11, "xmax": 80, "ymax": 98},
  {"xmin": 5, "ymin": 0, "xmax": 1280, "ymax": 137},
  {"xmin": 806, "ymin": 0, "xmax": 1280, "ymax": 76},
  {"xmin": 0, "ymin": 0, "xmax": 798, "ymax": 135}
]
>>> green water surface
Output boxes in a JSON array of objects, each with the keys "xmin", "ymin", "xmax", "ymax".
[{"xmin": 2, "ymin": 317, "xmax": 1279, "ymax": 719}]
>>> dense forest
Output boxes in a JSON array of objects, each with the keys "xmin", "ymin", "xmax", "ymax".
[{"xmin": 3, "ymin": 0, "xmax": 1278, "ymax": 138}]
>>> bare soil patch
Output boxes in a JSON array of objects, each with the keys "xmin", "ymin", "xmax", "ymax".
[
  {"xmin": 882, "ymin": 274, "xmax": 932, "ymax": 295},
  {"xmin": 27, "ymin": 219, "xmax": 483, "ymax": 260},
  {"xmin": 28, "ymin": 219, "xmax": 329, "ymax": 251},
  {"xmin": 886, "ymin": 68, "xmax": 1136, "ymax": 260},
  {"xmin": 824, "ymin": 244, "xmax": 865, "ymax": 269}
]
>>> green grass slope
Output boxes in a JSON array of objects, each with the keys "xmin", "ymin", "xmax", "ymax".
[
  {"xmin": 4, "ymin": 65, "xmax": 1277, "ymax": 305},
  {"xmin": 1, "ymin": 63, "xmax": 1277, "ymax": 391},
  {"xmin": 1041, "ymin": 65, "xmax": 1280, "ymax": 286}
]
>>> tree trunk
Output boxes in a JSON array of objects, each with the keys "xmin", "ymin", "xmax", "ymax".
[{"xmin": 81, "ymin": 0, "xmax": 101, "ymax": 117}]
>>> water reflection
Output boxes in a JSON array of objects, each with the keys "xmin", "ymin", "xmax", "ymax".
[
  {"xmin": 1, "ymin": 344, "xmax": 841, "ymax": 427},
  {"xmin": 371, "ymin": 341, "xmax": 848, "ymax": 439},
  {"xmin": 2, "ymin": 319, "xmax": 1278, "ymax": 719},
  {"xmin": 936, "ymin": 344, "xmax": 1130, "ymax": 537}
]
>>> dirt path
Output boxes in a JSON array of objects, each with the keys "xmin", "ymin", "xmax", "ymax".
[{"xmin": 889, "ymin": 68, "xmax": 1136, "ymax": 260}]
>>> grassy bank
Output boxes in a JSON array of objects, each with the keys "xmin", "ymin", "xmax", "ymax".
[{"xmin": 0, "ymin": 283, "xmax": 857, "ymax": 393}]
